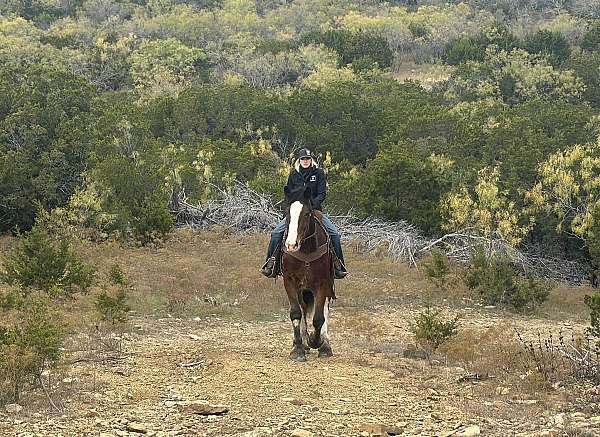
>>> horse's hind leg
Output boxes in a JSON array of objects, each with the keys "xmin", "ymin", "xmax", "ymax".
[
  {"xmin": 300, "ymin": 290, "xmax": 313, "ymax": 352},
  {"xmin": 318, "ymin": 298, "xmax": 333, "ymax": 358}
]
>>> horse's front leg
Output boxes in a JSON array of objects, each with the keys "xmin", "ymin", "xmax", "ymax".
[{"xmin": 284, "ymin": 279, "xmax": 306, "ymax": 362}]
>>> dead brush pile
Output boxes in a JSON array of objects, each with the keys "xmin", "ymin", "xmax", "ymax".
[{"xmin": 169, "ymin": 181, "xmax": 587, "ymax": 284}]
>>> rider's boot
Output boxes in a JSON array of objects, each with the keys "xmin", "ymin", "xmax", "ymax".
[
  {"xmin": 331, "ymin": 235, "xmax": 348, "ymax": 279},
  {"xmin": 260, "ymin": 257, "xmax": 277, "ymax": 278}
]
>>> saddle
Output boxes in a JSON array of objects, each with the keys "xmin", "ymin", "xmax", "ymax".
[{"xmin": 274, "ymin": 215, "xmax": 333, "ymax": 277}]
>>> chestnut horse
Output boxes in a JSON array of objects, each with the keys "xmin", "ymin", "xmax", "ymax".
[{"xmin": 282, "ymin": 186, "xmax": 335, "ymax": 362}]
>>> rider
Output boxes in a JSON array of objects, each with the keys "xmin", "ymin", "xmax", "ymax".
[{"xmin": 260, "ymin": 148, "xmax": 348, "ymax": 279}]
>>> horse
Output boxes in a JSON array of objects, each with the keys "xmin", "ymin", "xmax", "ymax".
[{"xmin": 281, "ymin": 186, "xmax": 335, "ymax": 362}]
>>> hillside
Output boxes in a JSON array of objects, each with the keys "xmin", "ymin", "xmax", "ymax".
[{"xmin": 0, "ymin": 229, "xmax": 597, "ymax": 436}]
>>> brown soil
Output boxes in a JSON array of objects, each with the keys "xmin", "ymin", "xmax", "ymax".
[{"xmin": 0, "ymin": 230, "xmax": 599, "ymax": 437}]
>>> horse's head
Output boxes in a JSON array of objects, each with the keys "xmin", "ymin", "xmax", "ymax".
[{"xmin": 284, "ymin": 186, "xmax": 313, "ymax": 253}]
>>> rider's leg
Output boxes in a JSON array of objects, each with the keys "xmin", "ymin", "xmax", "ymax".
[
  {"xmin": 266, "ymin": 220, "xmax": 286, "ymax": 260},
  {"xmin": 261, "ymin": 219, "xmax": 286, "ymax": 277},
  {"xmin": 320, "ymin": 214, "xmax": 347, "ymax": 278}
]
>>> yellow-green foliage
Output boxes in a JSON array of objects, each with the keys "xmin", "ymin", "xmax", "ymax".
[
  {"xmin": 528, "ymin": 138, "xmax": 600, "ymax": 240},
  {"xmin": 300, "ymin": 64, "xmax": 357, "ymax": 89},
  {"xmin": 446, "ymin": 48, "xmax": 584, "ymax": 103},
  {"xmin": 130, "ymin": 38, "xmax": 206, "ymax": 99},
  {"xmin": 442, "ymin": 167, "xmax": 533, "ymax": 246}
]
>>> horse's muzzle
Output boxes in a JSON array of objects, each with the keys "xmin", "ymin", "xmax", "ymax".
[{"xmin": 286, "ymin": 243, "xmax": 299, "ymax": 252}]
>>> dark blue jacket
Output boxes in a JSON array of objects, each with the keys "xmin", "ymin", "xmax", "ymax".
[{"xmin": 285, "ymin": 164, "xmax": 327, "ymax": 211}]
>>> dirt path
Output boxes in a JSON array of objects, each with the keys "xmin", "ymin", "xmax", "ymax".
[{"xmin": 2, "ymin": 304, "xmax": 598, "ymax": 437}]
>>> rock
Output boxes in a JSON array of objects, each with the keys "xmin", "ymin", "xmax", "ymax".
[
  {"xmin": 183, "ymin": 403, "xmax": 228, "ymax": 416},
  {"xmin": 553, "ymin": 413, "xmax": 566, "ymax": 427},
  {"xmin": 5, "ymin": 404, "xmax": 23, "ymax": 414},
  {"xmin": 127, "ymin": 422, "xmax": 149, "ymax": 434},
  {"xmin": 290, "ymin": 429, "xmax": 313, "ymax": 437},
  {"xmin": 281, "ymin": 397, "xmax": 303, "ymax": 405},
  {"xmin": 238, "ymin": 428, "xmax": 273, "ymax": 437},
  {"xmin": 358, "ymin": 423, "xmax": 403, "ymax": 436},
  {"xmin": 99, "ymin": 433, "xmax": 117, "ymax": 437},
  {"xmin": 455, "ymin": 425, "xmax": 480, "ymax": 436},
  {"xmin": 495, "ymin": 387, "xmax": 510, "ymax": 395}
]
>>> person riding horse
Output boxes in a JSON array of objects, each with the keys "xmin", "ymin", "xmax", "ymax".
[{"xmin": 261, "ymin": 148, "xmax": 348, "ymax": 279}]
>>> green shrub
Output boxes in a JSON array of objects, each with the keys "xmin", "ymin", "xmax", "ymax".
[
  {"xmin": 300, "ymin": 29, "xmax": 393, "ymax": 69},
  {"xmin": 0, "ymin": 288, "xmax": 24, "ymax": 311},
  {"xmin": 443, "ymin": 37, "xmax": 485, "ymax": 65},
  {"xmin": 585, "ymin": 291, "xmax": 600, "ymax": 339},
  {"xmin": 410, "ymin": 306, "xmax": 459, "ymax": 360},
  {"xmin": 408, "ymin": 22, "xmax": 429, "ymax": 39},
  {"xmin": 131, "ymin": 195, "xmax": 173, "ymax": 246},
  {"xmin": 96, "ymin": 288, "xmax": 130, "ymax": 324},
  {"xmin": 465, "ymin": 247, "xmax": 551, "ymax": 311},
  {"xmin": 524, "ymin": 30, "xmax": 571, "ymax": 66},
  {"xmin": 0, "ymin": 225, "xmax": 95, "ymax": 297},
  {"xmin": 109, "ymin": 263, "xmax": 127, "ymax": 287},
  {"xmin": 443, "ymin": 25, "xmax": 517, "ymax": 66},
  {"xmin": 96, "ymin": 263, "xmax": 130, "ymax": 324},
  {"xmin": 0, "ymin": 295, "xmax": 64, "ymax": 404},
  {"xmin": 582, "ymin": 23, "xmax": 600, "ymax": 51},
  {"xmin": 422, "ymin": 248, "xmax": 451, "ymax": 290}
]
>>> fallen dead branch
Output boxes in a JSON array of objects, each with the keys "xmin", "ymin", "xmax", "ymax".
[{"xmin": 169, "ymin": 181, "xmax": 588, "ymax": 284}]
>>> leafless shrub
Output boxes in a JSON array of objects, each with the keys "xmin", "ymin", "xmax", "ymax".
[
  {"xmin": 516, "ymin": 330, "xmax": 600, "ymax": 384},
  {"xmin": 169, "ymin": 181, "xmax": 588, "ymax": 283}
]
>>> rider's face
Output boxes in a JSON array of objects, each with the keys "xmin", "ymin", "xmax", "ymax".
[{"xmin": 299, "ymin": 157, "xmax": 312, "ymax": 168}]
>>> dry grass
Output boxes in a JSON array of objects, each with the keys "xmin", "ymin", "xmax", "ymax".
[
  {"xmin": 1, "ymin": 228, "xmax": 598, "ymax": 420},
  {"xmin": 0, "ymin": 228, "xmax": 593, "ymax": 331},
  {"xmin": 391, "ymin": 61, "xmax": 454, "ymax": 89}
]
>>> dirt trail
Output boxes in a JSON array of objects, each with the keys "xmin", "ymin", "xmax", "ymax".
[{"xmin": 2, "ymin": 304, "xmax": 598, "ymax": 437}]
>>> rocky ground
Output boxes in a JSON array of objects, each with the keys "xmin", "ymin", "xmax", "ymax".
[
  {"xmin": 1, "ymin": 306, "xmax": 599, "ymax": 437},
  {"xmin": 1, "ymin": 231, "xmax": 599, "ymax": 437}
]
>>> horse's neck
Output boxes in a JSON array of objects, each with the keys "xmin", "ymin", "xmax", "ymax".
[{"xmin": 300, "ymin": 215, "xmax": 326, "ymax": 253}]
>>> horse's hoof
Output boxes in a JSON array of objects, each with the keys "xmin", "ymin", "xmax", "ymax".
[
  {"xmin": 318, "ymin": 345, "xmax": 333, "ymax": 358},
  {"xmin": 290, "ymin": 348, "xmax": 307, "ymax": 362}
]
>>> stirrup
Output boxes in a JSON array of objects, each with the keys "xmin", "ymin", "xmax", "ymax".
[
  {"xmin": 260, "ymin": 257, "xmax": 277, "ymax": 278},
  {"xmin": 333, "ymin": 259, "xmax": 347, "ymax": 279},
  {"xmin": 334, "ymin": 267, "xmax": 348, "ymax": 279}
]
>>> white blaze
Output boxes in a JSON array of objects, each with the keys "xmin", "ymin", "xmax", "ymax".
[{"xmin": 285, "ymin": 201, "xmax": 303, "ymax": 250}]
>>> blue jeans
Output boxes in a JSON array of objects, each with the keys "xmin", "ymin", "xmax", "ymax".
[{"xmin": 266, "ymin": 215, "xmax": 345, "ymax": 266}]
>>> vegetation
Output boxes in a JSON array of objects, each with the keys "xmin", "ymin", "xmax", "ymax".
[
  {"xmin": 422, "ymin": 249, "xmax": 451, "ymax": 290},
  {"xmin": 0, "ymin": 294, "xmax": 64, "ymax": 404},
  {"xmin": 0, "ymin": 224, "xmax": 95, "ymax": 297},
  {"xmin": 1, "ymin": 0, "xmax": 600, "ymax": 415},
  {"xmin": 410, "ymin": 306, "xmax": 459, "ymax": 360},
  {"xmin": 96, "ymin": 264, "xmax": 130, "ymax": 324},
  {"xmin": 465, "ymin": 247, "xmax": 552, "ymax": 311}
]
